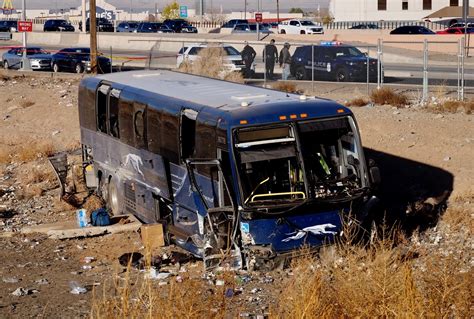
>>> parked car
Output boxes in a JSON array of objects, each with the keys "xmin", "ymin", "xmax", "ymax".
[
  {"xmin": 116, "ymin": 21, "xmax": 139, "ymax": 32},
  {"xmin": 0, "ymin": 20, "xmax": 17, "ymax": 32},
  {"xmin": 176, "ymin": 43, "xmax": 244, "ymax": 71},
  {"xmin": 232, "ymin": 23, "xmax": 273, "ymax": 34},
  {"xmin": 163, "ymin": 19, "xmax": 197, "ymax": 33},
  {"xmin": 51, "ymin": 47, "xmax": 111, "ymax": 73},
  {"xmin": 221, "ymin": 19, "xmax": 248, "ymax": 28},
  {"xmin": 79, "ymin": 18, "xmax": 114, "ymax": 32},
  {"xmin": 449, "ymin": 22, "xmax": 474, "ymax": 28},
  {"xmin": 390, "ymin": 26, "xmax": 435, "ymax": 34},
  {"xmin": 157, "ymin": 25, "xmax": 174, "ymax": 33},
  {"xmin": 278, "ymin": 19, "xmax": 324, "ymax": 34},
  {"xmin": 290, "ymin": 42, "xmax": 379, "ymax": 82},
  {"xmin": 349, "ymin": 23, "xmax": 379, "ymax": 29},
  {"xmin": 135, "ymin": 22, "xmax": 163, "ymax": 33},
  {"xmin": 437, "ymin": 26, "xmax": 474, "ymax": 34},
  {"xmin": 43, "ymin": 19, "xmax": 75, "ymax": 32},
  {"xmin": 2, "ymin": 46, "xmax": 52, "ymax": 70}
]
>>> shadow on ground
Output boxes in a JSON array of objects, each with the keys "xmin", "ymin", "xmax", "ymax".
[{"xmin": 365, "ymin": 148, "xmax": 453, "ymax": 235}]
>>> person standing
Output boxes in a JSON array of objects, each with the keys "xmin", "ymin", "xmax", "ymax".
[
  {"xmin": 279, "ymin": 42, "xmax": 292, "ymax": 80},
  {"xmin": 241, "ymin": 41, "xmax": 256, "ymax": 78},
  {"xmin": 263, "ymin": 39, "xmax": 278, "ymax": 80}
]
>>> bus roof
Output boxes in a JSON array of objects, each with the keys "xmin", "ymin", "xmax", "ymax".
[{"xmin": 96, "ymin": 70, "xmax": 336, "ymax": 110}]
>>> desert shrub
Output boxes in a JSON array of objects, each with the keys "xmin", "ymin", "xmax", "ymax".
[
  {"xmin": 370, "ymin": 87, "xmax": 409, "ymax": 107},
  {"xmin": 272, "ymin": 82, "xmax": 299, "ymax": 93},
  {"xmin": 345, "ymin": 97, "xmax": 369, "ymax": 107},
  {"xmin": 16, "ymin": 140, "xmax": 55, "ymax": 162},
  {"xmin": 178, "ymin": 47, "xmax": 244, "ymax": 83},
  {"xmin": 429, "ymin": 99, "xmax": 474, "ymax": 114}
]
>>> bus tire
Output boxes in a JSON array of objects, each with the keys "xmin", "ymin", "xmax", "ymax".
[{"xmin": 107, "ymin": 178, "xmax": 121, "ymax": 216}]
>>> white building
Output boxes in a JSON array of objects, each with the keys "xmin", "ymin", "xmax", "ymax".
[{"xmin": 329, "ymin": 0, "xmax": 464, "ymax": 21}]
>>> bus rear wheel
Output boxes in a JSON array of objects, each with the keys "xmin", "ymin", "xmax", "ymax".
[{"xmin": 99, "ymin": 176, "xmax": 121, "ymax": 216}]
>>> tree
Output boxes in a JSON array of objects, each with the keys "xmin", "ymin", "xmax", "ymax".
[
  {"xmin": 322, "ymin": 15, "xmax": 334, "ymax": 25},
  {"xmin": 289, "ymin": 8, "xmax": 304, "ymax": 14},
  {"xmin": 162, "ymin": 1, "xmax": 179, "ymax": 20}
]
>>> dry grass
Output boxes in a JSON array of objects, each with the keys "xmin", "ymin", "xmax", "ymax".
[
  {"xmin": 16, "ymin": 140, "xmax": 55, "ymax": 162},
  {"xmin": 19, "ymin": 99, "xmax": 35, "ymax": 108},
  {"xmin": 20, "ymin": 165, "xmax": 56, "ymax": 185},
  {"xmin": 345, "ymin": 97, "xmax": 369, "ymax": 107},
  {"xmin": 0, "ymin": 147, "xmax": 11, "ymax": 164},
  {"xmin": 91, "ymin": 263, "xmax": 230, "ymax": 318},
  {"xmin": 273, "ymin": 224, "xmax": 471, "ymax": 318},
  {"xmin": 82, "ymin": 194, "xmax": 105, "ymax": 212},
  {"xmin": 178, "ymin": 47, "xmax": 244, "ymax": 83},
  {"xmin": 16, "ymin": 184, "xmax": 44, "ymax": 200},
  {"xmin": 370, "ymin": 87, "xmax": 409, "ymax": 107},
  {"xmin": 272, "ymin": 82, "xmax": 299, "ymax": 93},
  {"xmin": 429, "ymin": 99, "xmax": 474, "ymax": 114}
]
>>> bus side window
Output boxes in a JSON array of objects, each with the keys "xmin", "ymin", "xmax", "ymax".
[
  {"xmin": 118, "ymin": 98, "xmax": 134, "ymax": 146},
  {"xmin": 147, "ymin": 107, "xmax": 161, "ymax": 154},
  {"xmin": 180, "ymin": 108, "xmax": 197, "ymax": 161},
  {"xmin": 97, "ymin": 84, "xmax": 110, "ymax": 133},
  {"xmin": 109, "ymin": 88, "xmax": 120, "ymax": 138},
  {"xmin": 133, "ymin": 102, "xmax": 147, "ymax": 149},
  {"xmin": 161, "ymin": 112, "xmax": 179, "ymax": 163}
]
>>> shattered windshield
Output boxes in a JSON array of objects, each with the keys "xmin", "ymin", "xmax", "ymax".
[
  {"xmin": 234, "ymin": 118, "xmax": 366, "ymax": 207},
  {"xmin": 235, "ymin": 126, "xmax": 306, "ymax": 206},
  {"xmin": 297, "ymin": 117, "xmax": 365, "ymax": 200}
]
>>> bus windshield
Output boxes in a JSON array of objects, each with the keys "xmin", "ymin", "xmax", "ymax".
[{"xmin": 234, "ymin": 117, "xmax": 365, "ymax": 207}]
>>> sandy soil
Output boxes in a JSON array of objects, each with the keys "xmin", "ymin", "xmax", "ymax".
[{"xmin": 0, "ymin": 71, "xmax": 472, "ymax": 318}]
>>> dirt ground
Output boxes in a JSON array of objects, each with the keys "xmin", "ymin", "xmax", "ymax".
[{"xmin": 0, "ymin": 71, "xmax": 472, "ymax": 318}]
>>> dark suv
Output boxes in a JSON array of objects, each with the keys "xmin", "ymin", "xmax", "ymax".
[
  {"xmin": 291, "ymin": 42, "xmax": 379, "ymax": 82},
  {"xmin": 43, "ymin": 19, "xmax": 75, "ymax": 32},
  {"xmin": 163, "ymin": 19, "xmax": 197, "ymax": 33},
  {"xmin": 79, "ymin": 18, "xmax": 114, "ymax": 32},
  {"xmin": 0, "ymin": 20, "xmax": 18, "ymax": 32}
]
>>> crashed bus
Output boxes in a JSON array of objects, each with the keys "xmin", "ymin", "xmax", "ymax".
[{"xmin": 78, "ymin": 70, "xmax": 380, "ymax": 270}]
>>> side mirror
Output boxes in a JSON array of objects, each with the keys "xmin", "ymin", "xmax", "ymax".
[{"xmin": 368, "ymin": 159, "xmax": 381, "ymax": 186}]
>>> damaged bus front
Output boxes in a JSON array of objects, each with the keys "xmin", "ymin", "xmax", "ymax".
[{"xmin": 185, "ymin": 105, "xmax": 380, "ymax": 270}]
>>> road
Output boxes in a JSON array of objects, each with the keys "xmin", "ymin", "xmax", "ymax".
[{"xmin": 1, "ymin": 43, "xmax": 473, "ymax": 87}]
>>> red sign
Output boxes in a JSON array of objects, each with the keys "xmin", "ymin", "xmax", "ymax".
[
  {"xmin": 255, "ymin": 13, "xmax": 263, "ymax": 23},
  {"xmin": 18, "ymin": 21, "xmax": 32, "ymax": 32}
]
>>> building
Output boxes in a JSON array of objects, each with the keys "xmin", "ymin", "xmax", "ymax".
[{"xmin": 329, "ymin": 0, "xmax": 465, "ymax": 21}]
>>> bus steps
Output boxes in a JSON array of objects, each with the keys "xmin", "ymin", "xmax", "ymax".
[{"xmin": 48, "ymin": 152, "xmax": 69, "ymax": 199}]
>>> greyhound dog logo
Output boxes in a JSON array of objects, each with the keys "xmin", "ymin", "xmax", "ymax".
[{"xmin": 282, "ymin": 223, "xmax": 337, "ymax": 242}]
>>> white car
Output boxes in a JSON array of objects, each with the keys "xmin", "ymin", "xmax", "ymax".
[
  {"xmin": 278, "ymin": 19, "xmax": 324, "ymax": 35},
  {"xmin": 176, "ymin": 44, "xmax": 245, "ymax": 72}
]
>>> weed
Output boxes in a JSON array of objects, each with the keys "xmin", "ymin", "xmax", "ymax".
[
  {"xmin": 19, "ymin": 100, "xmax": 35, "ymax": 108},
  {"xmin": 0, "ymin": 147, "xmax": 11, "ymax": 164},
  {"xmin": 370, "ymin": 87, "xmax": 409, "ymax": 107},
  {"xmin": 429, "ymin": 99, "xmax": 474, "ymax": 114},
  {"xmin": 345, "ymin": 97, "xmax": 369, "ymax": 107},
  {"xmin": 272, "ymin": 82, "xmax": 299, "ymax": 93},
  {"xmin": 178, "ymin": 47, "xmax": 244, "ymax": 83},
  {"xmin": 16, "ymin": 140, "xmax": 55, "ymax": 162}
]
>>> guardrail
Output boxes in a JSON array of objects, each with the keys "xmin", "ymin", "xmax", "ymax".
[{"xmin": 0, "ymin": 32, "xmax": 11, "ymax": 40}]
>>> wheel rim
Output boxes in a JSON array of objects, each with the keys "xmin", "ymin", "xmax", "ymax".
[
  {"xmin": 75, "ymin": 64, "xmax": 82, "ymax": 73},
  {"xmin": 53, "ymin": 64, "xmax": 58, "ymax": 72},
  {"xmin": 337, "ymin": 70, "xmax": 346, "ymax": 82},
  {"xmin": 295, "ymin": 67, "xmax": 305, "ymax": 80},
  {"xmin": 4, "ymin": 61, "xmax": 8, "ymax": 69}
]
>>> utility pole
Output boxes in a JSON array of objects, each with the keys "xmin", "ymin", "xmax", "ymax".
[
  {"xmin": 129, "ymin": 0, "xmax": 132, "ymax": 20},
  {"xmin": 81, "ymin": 0, "xmax": 86, "ymax": 33},
  {"xmin": 20, "ymin": 0, "xmax": 31, "ymax": 71},
  {"xmin": 244, "ymin": 0, "xmax": 247, "ymax": 19},
  {"xmin": 90, "ymin": 0, "xmax": 98, "ymax": 74},
  {"xmin": 276, "ymin": 0, "xmax": 280, "ymax": 32}
]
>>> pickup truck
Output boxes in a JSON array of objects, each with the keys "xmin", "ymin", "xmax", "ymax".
[{"xmin": 278, "ymin": 19, "xmax": 324, "ymax": 35}]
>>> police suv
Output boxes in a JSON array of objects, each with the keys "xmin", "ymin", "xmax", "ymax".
[{"xmin": 290, "ymin": 42, "xmax": 379, "ymax": 82}]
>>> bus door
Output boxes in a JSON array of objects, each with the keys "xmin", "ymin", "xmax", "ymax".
[{"xmin": 185, "ymin": 157, "xmax": 240, "ymax": 269}]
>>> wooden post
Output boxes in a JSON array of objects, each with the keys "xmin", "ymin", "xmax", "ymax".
[{"xmin": 90, "ymin": 0, "xmax": 97, "ymax": 74}]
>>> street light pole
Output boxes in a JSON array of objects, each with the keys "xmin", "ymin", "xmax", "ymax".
[
  {"xmin": 20, "ymin": 0, "xmax": 31, "ymax": 71},
  {"xmin": 129, "ymin": 0, "xmax": 132, "ymax": 20},
  {"xmin": 90, "ymin": 0, "xmax": 98, "ymax": 74}
]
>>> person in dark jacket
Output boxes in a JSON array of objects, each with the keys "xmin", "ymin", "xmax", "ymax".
[
  {"xmin": 263, "ymin": 39, "xmax": 278, "ymax": 79},
  {"xmin": 279, "ymin": 42, "xmax": 292, "ymax": 80},
  {"xmin": 241, "ymin": 41, "xmax": 256, "ymax": 78}
]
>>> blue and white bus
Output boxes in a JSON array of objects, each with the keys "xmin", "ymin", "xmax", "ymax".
[{"xmin": 78, "ymin": 70, "xmax": 380, "ymax": 270}]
